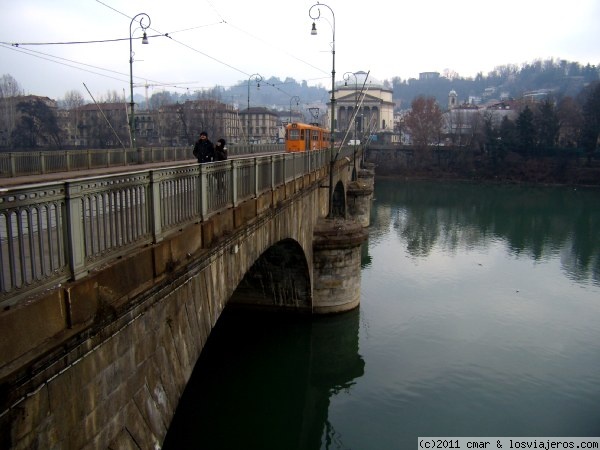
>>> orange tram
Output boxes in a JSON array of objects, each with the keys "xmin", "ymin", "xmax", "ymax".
[{"xmin": 284, "ymin": 122, "xmax": 330, "ymax": 152}]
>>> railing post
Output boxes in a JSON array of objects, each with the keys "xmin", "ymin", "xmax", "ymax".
[
  {"xmin": 149, "ymin": 171, "xmax": 163, "ymax": 243},
  {"xmin": 9, "ymin": 152, "xmax": 16, "ymax": 177},
  {"xmin": 282, "ymin": 153, "xmax": 287, "ymax": 185},
  {"xmin": 231, "ymin": 160, "xmax": 239, "ymax": 207},
  {"xmin": 254, "ymin": 157, "xmax": 259, "ymax": 198},
  {"xmin": 65, "ymin": 182, "xmax": 87, "ymax": 281},
  {"xmin": 199, "ymin": 164, "xmax": 208, "ymax": 220},
  {"xmin": 229, "ymin": 160, "xmax": 237, "ymax": 206},
  {"xmin": 40, "ymin": 152, "xmax": 46, "ymax": 175},
  {"xmin": 270, "ymin": 155, "xmax": 275, "ymax": 190}
]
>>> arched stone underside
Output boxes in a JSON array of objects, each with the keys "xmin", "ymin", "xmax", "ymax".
[
  {"xmin": 331, "ymin": 180, "xmax": 346, "ymax": 218},
  {"xmin": 228, "ymin": 238, "xmax": 312, "ymax": 312}
]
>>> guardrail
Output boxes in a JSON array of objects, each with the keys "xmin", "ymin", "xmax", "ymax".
[
  {"xmin": 0, "ymin": 144, "xmax": 283, "ymax": 178},
  {"xmin": 0, "ymin": 148, "xmax": 344, "ymax": 307}
]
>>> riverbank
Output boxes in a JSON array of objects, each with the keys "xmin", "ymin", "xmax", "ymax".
[{"xmin": 367, "ymin": 149, "xmax": 600, "ymax": 186}]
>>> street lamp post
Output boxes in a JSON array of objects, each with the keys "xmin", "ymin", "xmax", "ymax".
[
  {"xmin": 309, "ymin": 2, "xmax": 336, "ymax": 218},
  {"xmin": 247, "ymin": 73, "xmax": 262, "ymax": 144},
  {"xmin": 289, "ymin": 96, "xmax": 300, "ymax": 124},
  {"xmin": 129, "ymin": 13, "xmax": 151, "ymax": 150},
  {"xmin": 344, "ymin": 71, "xmax": 359, "ymax": 180}
]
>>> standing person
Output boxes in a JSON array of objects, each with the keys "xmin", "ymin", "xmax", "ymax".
[
  {"xmin": 215, "ymin": 138, "xmax": 228, "ymax": 161},
  {"xmin": 214, "ymin": 138, "xmax": 228, "ymax": 204},
  {"xmin": 193, "ymin": 131, "xmax": 215, "ymax": 163}
]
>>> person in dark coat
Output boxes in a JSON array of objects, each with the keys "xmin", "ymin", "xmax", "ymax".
[
  {"xmin": 215, "ymin": 138, "xmax": 228, "ymax": 161},
  {"xmin": 193, "ymin": 131, "xmax": 215, "ymax": 163}
]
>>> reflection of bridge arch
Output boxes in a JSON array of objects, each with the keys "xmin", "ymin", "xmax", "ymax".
[{"xmin": 163, "ymin": 303, "xmax": 365, "ymax": 449}]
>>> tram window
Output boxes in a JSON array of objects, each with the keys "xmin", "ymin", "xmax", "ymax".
[
  {"xmin": 312, "ymin": 130, "xmax": 319, "ymax": 141},
  {"xmin": 289, "ymin": 129, "xmax": 300, "ymax": 140}
]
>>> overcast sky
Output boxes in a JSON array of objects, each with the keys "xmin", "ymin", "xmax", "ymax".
[{"xmin": 2, "ymin": 0, "xmax": 599, "ymax": 102}]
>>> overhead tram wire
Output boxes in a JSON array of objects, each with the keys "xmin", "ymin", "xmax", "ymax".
[
  {"xmin": 0, "ymin": 42, "xmax": 208, "ymax": 94},
  {"xmin": 197, "ymin": 0, "xmax": 329, "ymax": 78},
  {"xmin": 0, "ymin": 42, "xmax": 128, "ymax": 83},
  {"xmin": 95, "ymin": 0, "xmax": 332, "ymax": 81},
  {"xmin": 5, "ymin": 7, "xmax": 246, "ymax": 88},
  {"xmin": 5, "ymin": 2, "xmax": 335, "ymax": 97},
  {"xmin": 5, "ymin": 34, "xmax": 163, "ymax": 46},
  {"xmin": 224, "ymin": 20, "xmax": 329, "ymax": 77},
  {"xmin": 0, "ymin": 41, "xmax": 173, "ymax": 88},
  {"xmin": 92, "ymin": 1, "xmax": 252, "ymax": 79},
  {"xmin": 2, "ymin": 39, "xmax": 330, "ymax": 96},
  {"xmin": 2, "ymin": 29, "xmax": 234, "ymax": 92}
]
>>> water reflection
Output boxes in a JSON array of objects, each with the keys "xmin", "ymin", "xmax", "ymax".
[
  {"xmin": 373, "ymin": 180, "xmax": 600, "ymax": 285},
  {"xmin": 162, "ymin": 308, "xmax": 364, "ymax": 450},
  {"xmin": 163, "ymin": 179, "xmax": 600, "ymax": 449}
]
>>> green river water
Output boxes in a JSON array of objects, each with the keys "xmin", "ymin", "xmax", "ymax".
[{"xmin": 163, "ymin": 179, "xmax": 600, "ymax": 450}]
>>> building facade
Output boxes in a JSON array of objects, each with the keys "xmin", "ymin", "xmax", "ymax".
[
  {"xmin": 332, "ymin": 73, "xmax": 394, "ymax": 143},
  {"xmin": 239, "ymin": 107, "xmax": 280, "ymax": 144}
]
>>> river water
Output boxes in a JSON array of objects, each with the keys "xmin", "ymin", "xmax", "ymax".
[{"xmin": 163, "ymin": 179, "xmax": 600, "ymax": 450}]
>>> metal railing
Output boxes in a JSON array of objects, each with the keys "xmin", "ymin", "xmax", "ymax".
[
  {"xmin": 0, "ymin": 148, "xmax": 350, "ymax": 307},
  {"xmin": 0, "ymin": 144, "xmax": 283, "ymax": 178}
]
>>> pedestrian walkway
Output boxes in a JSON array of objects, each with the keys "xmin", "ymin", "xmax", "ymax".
[{"xmin": 0, "ymin": 159, "xmax": 195, "ymax": 188}]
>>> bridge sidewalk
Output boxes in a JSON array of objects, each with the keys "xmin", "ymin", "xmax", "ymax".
[{"xmin": 0, "ymin": 160, "xmax": 196, "ymax": 188}]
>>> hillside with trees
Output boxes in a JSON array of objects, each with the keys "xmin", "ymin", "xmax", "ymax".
[{"xmin": 392, "ymin": 59, "xmax": 599, "ymax": 109}]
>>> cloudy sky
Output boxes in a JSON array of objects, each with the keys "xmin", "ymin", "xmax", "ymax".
[{"xmin": 1, "ymin": 0, "xmax": 599, "ymax": 102}]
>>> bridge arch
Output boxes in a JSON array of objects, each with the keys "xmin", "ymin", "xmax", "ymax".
[{"xmin": 229, "ymin": 238, "xmax": 312, "ymax": 312}]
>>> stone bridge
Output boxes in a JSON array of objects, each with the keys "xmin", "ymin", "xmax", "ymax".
[{"xmin": 0, "ymin": 149, "xmax": 374, "ymax": 449}]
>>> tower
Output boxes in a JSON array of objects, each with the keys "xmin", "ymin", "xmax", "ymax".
[{"xmin": 448, "ymin": 90, "xmax": 458, "ymax": 110}]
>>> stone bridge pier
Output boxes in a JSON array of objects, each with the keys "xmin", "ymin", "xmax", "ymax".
[{"xmin": 0, "ymin": 155, "xmax": 375, "ymax": 449}]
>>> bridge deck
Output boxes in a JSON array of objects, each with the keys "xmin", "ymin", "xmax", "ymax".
[{"xmin": 0, "ymin": 160, "xmax": 191, "ymax": 187}]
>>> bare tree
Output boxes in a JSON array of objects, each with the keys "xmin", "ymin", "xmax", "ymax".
[
  {"xmin": 0, "ymin": 74, "xmax": 23, "ymax": 148},
  {"xmin": 63, "ymin": 90, "xmax": 85, "ymax": 147},
  {"xmin": 64, "ymin": 90, "xmax": 85, "ymax": 109},
  {"xmin": 405, "ymin": 96, "xmax": 443, "ymax": 149},
  {"xmin": 101, "ymin": 90, "xmax": 123, "ymax": 103}
]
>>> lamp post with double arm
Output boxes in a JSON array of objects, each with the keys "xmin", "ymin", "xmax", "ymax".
[
  {"xmin": 289, "ymin": 96, "xmax": 300, "ymax": 124},
  {"xmin": 309, "ymin": 2, "xmax": 336, "ymax": 218},
  {"xmin": 129, "ymin": 13, "xmax": 150, "ymax": 150},
  {"xmin": 247, "ymin": 73, "xmax": 262, "ymax": 144},
  {"xmin": 344, "ymin": 71, "xmax": 360, "ymax": 180},
  {"xmin": 343, "ymin": 72, "xmax": 359, "ymax": 142}
]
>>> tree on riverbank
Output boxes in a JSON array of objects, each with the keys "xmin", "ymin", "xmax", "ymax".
[
  {"xmin": 404, "ymin": 96, "xmax": 442, "ymax": 149},
  {"xmin": 11, "ymin": 98, "xmax": 62, "ymax": 149},
  {"xmin": 581, "ymin": 82, "xmax": 600, "ymax": 165},
  {"xmin": 516, "ymin": 106, "xmax": 536, "ymax": 154}
]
